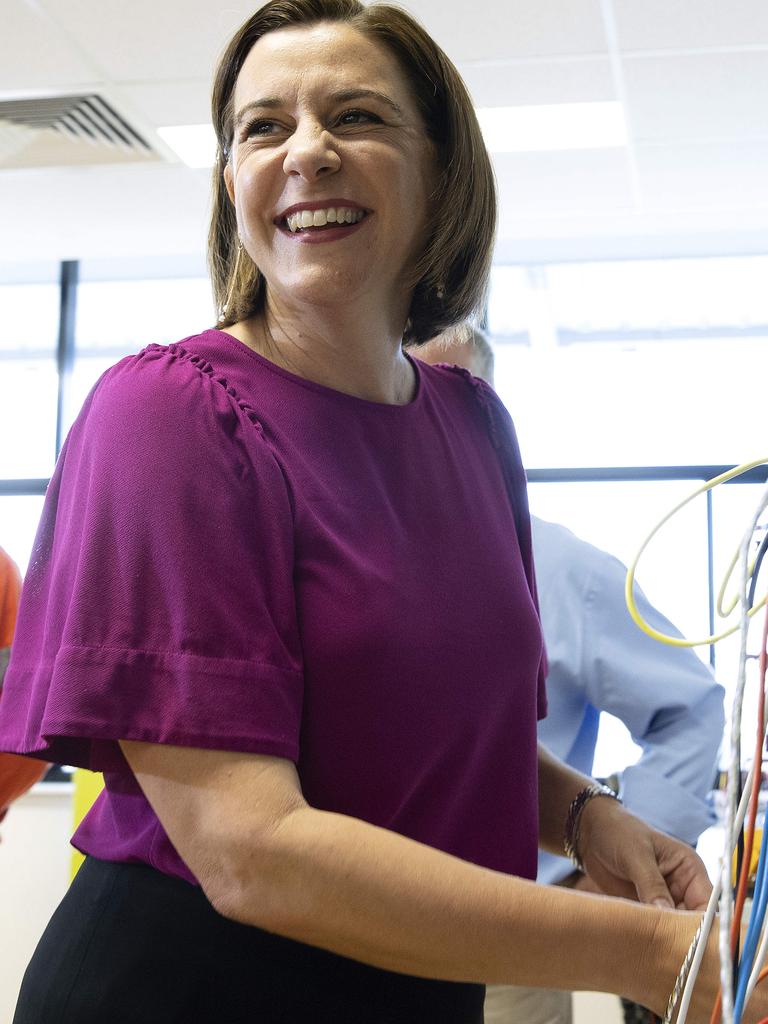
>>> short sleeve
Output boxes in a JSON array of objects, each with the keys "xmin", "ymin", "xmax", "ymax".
[{"xmin": 0, "ymin": 345, "xmax": 303, "ymax": 772}]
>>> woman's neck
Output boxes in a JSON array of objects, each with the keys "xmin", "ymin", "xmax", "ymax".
[{"xmin": 225, "ymin": 300, "xmax": 416, "ymax": 406}]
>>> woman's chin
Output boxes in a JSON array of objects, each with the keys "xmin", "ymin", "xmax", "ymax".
[{"xmin": 269, "ymin": 270, "xmax": 374, "ymax": 314}]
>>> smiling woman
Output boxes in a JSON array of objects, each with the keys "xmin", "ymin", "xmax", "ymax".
[
  {"xmin": 219, "ymin": 19, "xmax": 438, "ymax": 351},
  {"xmin": 208, "ymin": 0, "xmax": 495, "ymax": 349},
  {"xmin": 0, "ymin": 1, "xmax": 757, "ymax": 1023}
]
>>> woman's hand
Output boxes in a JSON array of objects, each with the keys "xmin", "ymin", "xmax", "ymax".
[
  {"xmin": 650, "ymin": 910, "xmax": 768, "ymax": 1024},
  {"xmin": 577, "ymin": 795, "xmax": 711, "ymax": 911}
]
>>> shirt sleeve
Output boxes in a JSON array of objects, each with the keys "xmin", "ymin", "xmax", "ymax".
[
  {"xmin": 0, "ymin": 345, "xmax": 303, "ymax": 773},
  {"xmin": 582, "ymin": 550, "xmax": 725, "ymax": 843}
]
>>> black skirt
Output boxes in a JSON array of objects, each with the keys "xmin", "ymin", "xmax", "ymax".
[{"xmin": 14, "ymin": 856, "xmax": 485, "ymax": 1024}]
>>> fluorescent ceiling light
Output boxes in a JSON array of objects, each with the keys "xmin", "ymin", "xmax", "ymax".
[
  {"xmin": 157, "ymin": 123, "xmax": 217, "ymax": 167},
  {"xmin": 476, "ymin": 102, "xmax": 627, "ymax": 153}
]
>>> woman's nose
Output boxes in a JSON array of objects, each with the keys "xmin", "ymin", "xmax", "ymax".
[{"xmin": 282, "ymin": 124, "xmax": 341, "ymax": 181}]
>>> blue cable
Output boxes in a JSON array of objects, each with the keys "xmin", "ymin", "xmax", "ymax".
[{"xmin": 734, "ymin": 818, "xmax": 768, "ymax": 1022}]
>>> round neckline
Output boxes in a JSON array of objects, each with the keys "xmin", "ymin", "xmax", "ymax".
[{"xmin": 205, "ymin": 327, "xmax": 424, "ymax": 411}]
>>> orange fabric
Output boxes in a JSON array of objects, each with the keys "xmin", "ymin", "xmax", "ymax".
[
  {"xmin": 0, "ymin": 547, "xmax": 46, "ymax": 820},
  {"xmin": 0, "ymin": 545, "xmax": 21, "ymax": 647}
]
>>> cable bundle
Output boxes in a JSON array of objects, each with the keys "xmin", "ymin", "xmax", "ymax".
[{"xmin": 625, "ymin": 458, "xmax": 768, "ymax": 1023}]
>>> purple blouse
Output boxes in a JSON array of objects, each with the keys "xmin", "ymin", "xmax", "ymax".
[{"xmin": 0, "ymin": 329, "xmax": 546, "ymax": 884}]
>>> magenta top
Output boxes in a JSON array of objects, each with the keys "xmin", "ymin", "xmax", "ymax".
[{"xmin": 0, "ymin": 329, "xmax": 546, "ymax": 884}]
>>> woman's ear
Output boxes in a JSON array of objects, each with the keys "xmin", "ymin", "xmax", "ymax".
[{"xmin": 224, "ymin": 161, "xmax": 235, "ymax": 204}]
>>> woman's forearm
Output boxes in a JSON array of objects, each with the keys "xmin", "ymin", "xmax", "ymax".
[
  {"xmin": 213, "ymin": 800, "xmax": 685, "ymax": 1013},
  {"xmin": 123, "ymin": 741, "xmax": 713, "ymax": 1017},
  {"xmin": 537, "ymin": 741, "xmax": 597, "ymax": 856}
]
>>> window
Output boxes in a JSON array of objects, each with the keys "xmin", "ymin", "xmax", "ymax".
[
  {"xmin": 489, "ymin": 255, "xmax": 768, "ymax": 468},
  {"xmin": 0, "ymin": 279, "xmax": 60, "ymax": 479},
  {"xmin": 0, "ymin": 257, "xmax": 212, "ymax": 575},
  {"xmin": 64, "ymin": 274, "xmax": 214, "ymax": 436}
]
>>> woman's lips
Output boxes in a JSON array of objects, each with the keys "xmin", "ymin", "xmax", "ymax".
[{"xmin": 277, "ymin": 215, "xmax": 369, "ymax": 244}]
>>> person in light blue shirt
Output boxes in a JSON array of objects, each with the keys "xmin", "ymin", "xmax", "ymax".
[
  {"xmin": 414, "ymin": 325, "xmax": 725, "ymax": 1024},
  {"xmin": 533, "ymin": 514, "xmax": 724, "ymax": 886}
]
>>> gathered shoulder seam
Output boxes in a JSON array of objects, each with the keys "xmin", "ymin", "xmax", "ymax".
[
  {"xmin": 436, "ymin": 363, "xmax": 509, "ymax": 453},
  {"xmin": 135, "ymin": 343, "xmax": 297, "ymax": 521},
  {"xmin": 138, "ymin": 342, "xmax": 266, "ymax": 433}
]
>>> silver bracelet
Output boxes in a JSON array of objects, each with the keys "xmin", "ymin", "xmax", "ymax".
[
  {"xmin": 562, "ymin": 783, "xmax": 620, "ymax": 872},
  {"xmin": 663, "ymin": 918, "xmax": 703, "ymax": 1024}
]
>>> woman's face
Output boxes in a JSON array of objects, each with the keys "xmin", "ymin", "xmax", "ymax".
[{"xmin": 224, "ymin": 21, "xmax": 436, "ymax": 321}]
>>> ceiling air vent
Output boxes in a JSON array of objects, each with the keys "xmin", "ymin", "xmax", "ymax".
[{"xmin": 0, "ymin": 94, "xmax": 162, "ymax": 169}]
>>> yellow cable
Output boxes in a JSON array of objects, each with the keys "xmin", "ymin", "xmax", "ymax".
[{"xmin": 624, "ymin": 457, "xmax": 768, "ymax": 648}]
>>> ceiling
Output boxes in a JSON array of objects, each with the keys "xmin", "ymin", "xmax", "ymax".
[{"xmin": 3, "ymin": 0, "xmax": 768, "ymax": 269}]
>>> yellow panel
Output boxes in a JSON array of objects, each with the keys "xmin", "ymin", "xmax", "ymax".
[{"xmin": 70, "ymin": 769, "xmax": 104, "ymax": 879}]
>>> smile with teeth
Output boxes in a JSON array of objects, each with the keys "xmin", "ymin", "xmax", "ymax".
[{"xmin": 284, "ymin": 207, "xmax": 366, "ymax": 233}]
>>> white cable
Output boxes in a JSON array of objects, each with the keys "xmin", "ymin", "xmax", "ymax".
[
  {"xmin": 719, "ymin": 534, "xmax": 752, "ymax": 1023},
  {"xmin": 676, "ymin": 481, "xmax": 768, "ymax": 1024},
  {"xmin": 676, "ymin": 760, "xmax": 758, "ymax": 1024}
]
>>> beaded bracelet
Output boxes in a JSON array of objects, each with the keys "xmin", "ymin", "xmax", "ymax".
[{"xmin": 563, "ymin": 783, "xmax": 620, "ymax": 872}]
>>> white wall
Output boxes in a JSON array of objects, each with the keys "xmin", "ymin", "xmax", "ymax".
[
  {"xmin": 0, "ymin": 783, "xmax": 72, "ymax": 1024},
  {"xmin": 574, "ymin": 992, "xmax": 624, "ymax": 1024}
]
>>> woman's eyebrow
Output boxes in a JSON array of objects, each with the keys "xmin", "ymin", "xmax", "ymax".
[
  {"xmin": 330, "ymin": 89, "xmax": 404, "ymax": 116},
  {"xmin": 235, "ymin": 98, "xmax": 283, "ymax": 126},
  {"xmin": 235, "ymin": 88, "xmax": 404, "ymax": 127}
]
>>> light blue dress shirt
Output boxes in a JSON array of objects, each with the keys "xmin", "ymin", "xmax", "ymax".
[{"xmin": 532, "ymin": 516, "xmax": 725, "ymax": 885}]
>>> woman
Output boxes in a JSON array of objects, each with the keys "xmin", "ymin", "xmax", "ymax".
[{"xmin": 0, "ymin": 1, "xmax": 752, "ymax": 1021}]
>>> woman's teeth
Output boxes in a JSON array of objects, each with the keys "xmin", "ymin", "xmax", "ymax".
[{"xmin": 285, "ymin": 207, "xmax": 366, "ymax": 233}]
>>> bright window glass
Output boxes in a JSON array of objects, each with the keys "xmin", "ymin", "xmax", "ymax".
[
  {"xmin": 75, "ymin": 278, "xmax": 214, "ymax": 352},
  {"xmin": 489, "ymin": 254, "xmax": 768, "ymax": 468},
  {"xmin": 0, "ymin": 283, "xmax": 59, "ymax": 354},
  {"xmin": 63, "ymin": 277, "xmax": 214, "ymax": 435},
  {"xmin": 0, "ymin": 495, "xmax": 46, "ymax": 575},
  {"xmin": 0, "ymin": 359, "xmax": 58, "ymax": 478},
  {"xmin": 0, "ymin": 283, "xmax": 59, "ymax": 478},
  {"xmin": 545, "ymin": 257, "xmax": 768, "ymax": 336},
  {"xmin": 486, "ymin": 266, "xmax": 533, "ymax": 340},
  {"xmin": 494, "ymin": 337, "xmax": 767, "ymax": 468}
]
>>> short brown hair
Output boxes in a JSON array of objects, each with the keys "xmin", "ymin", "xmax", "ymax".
[{"xmin": 208, "ymin": 0, "xmax": 496, "ymax": 345}]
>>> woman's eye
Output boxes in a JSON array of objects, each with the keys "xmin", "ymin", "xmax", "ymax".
[
  {"xmin": 244, "ymin": 119, "xmax": 282, "ymax": 138},
  {"xmin": 337, "ymin": 109, "xmax": 381, "ymax": 127}
]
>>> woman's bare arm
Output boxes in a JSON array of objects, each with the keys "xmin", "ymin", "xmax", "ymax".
[{"xmin": 118, "ymin": 739, "xmax": 726, "ymax": 1017}]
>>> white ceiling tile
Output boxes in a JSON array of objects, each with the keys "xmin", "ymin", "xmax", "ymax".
[
  {"xmin": 460, "ymin": 58, "xmax": 615, "ymax": 108},
  {"xmin": 612, "ymin": 0, "xmax": 768, "ymax": 51},
  {"xmin": 402, "ymin": 0, "xmax": 608, "ymax": 62},
  {"xmin": 2, "ymin": 0, "xmax": 99, "ymax": 90},
  {"xmin": 119, "ymin": 80, "xmax": 212, "ymax": 128},
  {"xmin": 636, "ymin": 139, "xmax": 768, "ymax": 211},
  {"xmin": 35, "ymin": 0, "xmax": 255, "ymax": 83},
  {"xmin": 623, "ymin": 52, "xmax": 768, "ymax": 143}
]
